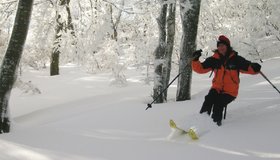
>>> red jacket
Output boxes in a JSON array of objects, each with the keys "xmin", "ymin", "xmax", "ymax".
[{"xmin": 192, "ymin": 51, "xmax": 259, "ymax": 97}]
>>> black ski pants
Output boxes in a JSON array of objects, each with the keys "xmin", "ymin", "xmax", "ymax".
[{"xmin": 200, "ymin": 89, "xmax": 235, "ymax": 123}]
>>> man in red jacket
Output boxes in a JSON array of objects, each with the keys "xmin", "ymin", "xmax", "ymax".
[{"xmin": 192, "ymin": 35, "xmax": 261, "ymax": 126}]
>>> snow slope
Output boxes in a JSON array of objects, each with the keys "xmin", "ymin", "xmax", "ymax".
[{"xmin": 0, "ymin": 58, "xmax": 280, "ymax": 160}]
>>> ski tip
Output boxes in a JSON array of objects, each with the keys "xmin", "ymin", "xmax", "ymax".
[
  {"xmin": 188, "ymin": 128, "xmax": 199, "ymax": 140},
  {"xmin": 169, "ymin": 119, "xmax": 177, "ymax": 129}
]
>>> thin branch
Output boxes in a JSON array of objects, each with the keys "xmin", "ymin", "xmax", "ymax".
[
  {"xmin": 46, "ymin": 0, "xmax": 54, "ymax": 6},
  {"xmin": 102, "ymin": 0, "xmax": 145, "ymax": 14},
  {"xmin": 0, "ymin": 0, "xmax": 17, "ymax": 5}
]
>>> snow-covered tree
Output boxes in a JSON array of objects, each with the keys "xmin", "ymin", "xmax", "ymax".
[
  {"xmin": 176, "ymin": 0, "xmax": 201, "ymax": 101},
  {"xmin": 163, "ymin": 1, "xmax": 176, "ymax": 99},
  {"xmin": 153, "ymin": 2, "xmax": 167, "ymax": 103},
  {"xmin": 197, "ymin": 0, "xmax": 280, "ymax": 61},
  {"xmin": 0, "ymin": 0, "xmax": 34, "ymax": 133},
  {"xmin": 153, "ymin": 0, "xmax": 176, "ymax": 103},
  {"xmin": 51, "ymin": 0, "xmax": 76, "ymax": 76},
  {"xmin": 245, "ymin": 0, "xmax": 280, "ymax": 60}
]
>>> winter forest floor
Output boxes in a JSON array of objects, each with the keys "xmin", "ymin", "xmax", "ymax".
[{"xmin": 0, "ymin": 58, "xmax": 280, "ymax": 160}]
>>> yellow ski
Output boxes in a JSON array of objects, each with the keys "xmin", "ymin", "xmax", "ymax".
[{"xmin": 169, "ymin": 119, "xmax": 199, "ymax": 140}]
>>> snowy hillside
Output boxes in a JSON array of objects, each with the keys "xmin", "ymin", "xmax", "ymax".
[{"xmin": 0, "ymin": 58, "xmax": 280, "ymax": 160}]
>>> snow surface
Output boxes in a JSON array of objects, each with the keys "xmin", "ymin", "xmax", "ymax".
[{"xmin": 0, "ymin": 58, "xmax": 280, "ymax": 160}]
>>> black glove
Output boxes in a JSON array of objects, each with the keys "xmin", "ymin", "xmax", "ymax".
[
  {"xmin": 192, "ymin": 49, "xmax": 202, "ymax": 61},
  {"xmin": 251, "ymin": 63, "xmax": 261, "ymax": 72}
]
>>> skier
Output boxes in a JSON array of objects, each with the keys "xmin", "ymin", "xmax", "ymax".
[{"xmin": 192, "ymin": 35, "xmax": 261, "ymax": 126}]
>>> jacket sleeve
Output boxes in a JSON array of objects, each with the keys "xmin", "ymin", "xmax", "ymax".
[
  {"xmin": 237, "ymin": 56, "xmax": 259, "ymax": 75},
  {"xmin": 192, "ymin": 57, "xmax": 215, "ymax": 74}
]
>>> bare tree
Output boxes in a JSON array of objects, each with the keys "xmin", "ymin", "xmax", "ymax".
[
  {"xmin": 153, "ymin": 2, "xmax": 167, "ymax": 103},
  {"xmin": 176, "ymin": 0, "xmax": 201, "ymax": 101},
  {"xmin": 109, "ymin": 0, "xmax": 124, "ymax": 41},
  {"xmin": 153, "ymin": 0, "xmax": 176, "ymax": 103},
  {"xmin": 50, "ymin": 0, "xmax": 76, "ymax": 76},
  {"xmin": 163, "ymin": 2, "xmax": 176, "ymax": 98},
  {"xmin": 0, "ymin": 0, "xmax": 34, "ymax": 133}
]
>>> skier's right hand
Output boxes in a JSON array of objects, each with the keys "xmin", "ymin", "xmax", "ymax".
[
  {"xmin": 251, "ymin": 63, "xmax": 261, "ymax": 72},
  {"xmin": 192, "ymin": 49, "xmax": 202, "ymax": 61}
]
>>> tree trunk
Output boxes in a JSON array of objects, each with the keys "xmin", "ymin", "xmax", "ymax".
[
  {"xmin": 109, "ymin": 0, "xmax": 124, "ymax": 41},
  {"xmin": 51, "ymin": 0, "xmax": 74, "ymax": 76},
  {"xmin": 176, "ymin": 0, "xmax": 201, "ymax": 101},
  {"xmin": 65, "ymin": 0, "xmax": 75, "ymax": 37},
  {"xmin": 0, "ymin": 0, "xmax": 34, "ymax": 133},
  {"xmin": 65, "ymin": 0, "xmax": 78, "ymax": 63},
  {"xmin": 50, "ymin": 11, "xmax": 63, "ymax": 76},
  {"xmin": 153, "ymin": 3, "xmax": 167, "ymax": 103},
  {"xmin": 163, "ymin": 2, "xmax": 176, "ymax": 99}
]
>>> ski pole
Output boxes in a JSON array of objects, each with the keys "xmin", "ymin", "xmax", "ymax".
[
  {"xmin": 146, "ymin": 72, "xmax": 182, "ymax": 110},
  {"xmin": 260, "ymin": 71, "xmax": 280, "ymax": 94}
]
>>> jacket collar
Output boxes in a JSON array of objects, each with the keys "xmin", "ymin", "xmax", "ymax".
[{"xmin": 213, "ymin": 51, "xmax": 236, "ymax": 59}]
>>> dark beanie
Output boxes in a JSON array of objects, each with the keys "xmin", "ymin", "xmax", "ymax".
[{"xmin": 217, "ymin": 35, "xmax": 230, "ymax": 47}]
